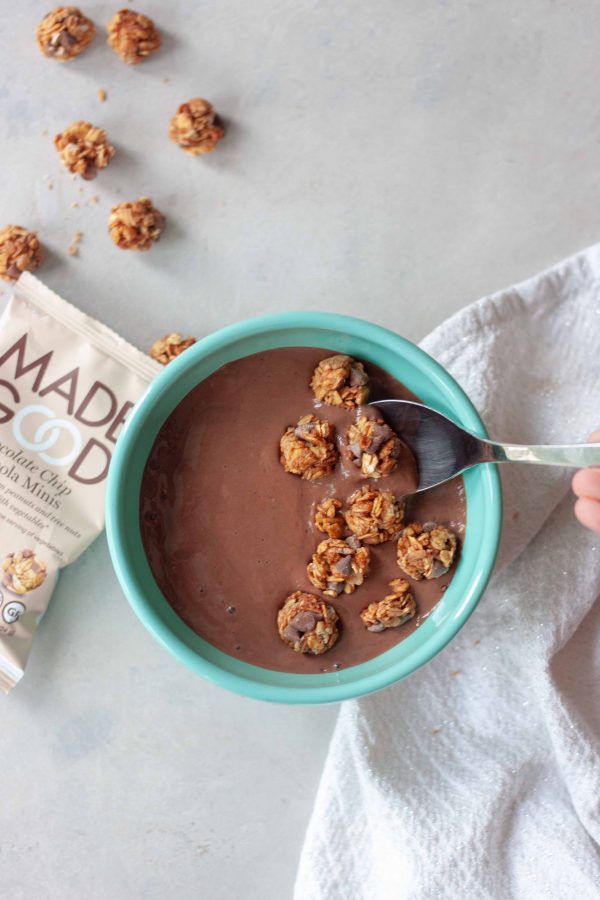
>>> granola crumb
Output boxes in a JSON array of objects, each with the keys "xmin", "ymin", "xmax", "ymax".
[
  {"xmin": 431, "ymin": 727, "xmax": 442, "ymax": 736},
  {"xmin": 280, "ymin": 414, "xmax": 338, "ymax": 480},
  {"xmin": 71, "ymin": 201, "xmax": 79, "ymax": 208},
  {"xmin": 48, "ymin": 182, "xmax": 54, "ymax": 190},
  {"xmin": 473, "ymin": 639, "xmax": 481, "ymax": 645},
  {"xmin": 89, "ymin": 194, "xmax": 99, "ymax": 204},
  {"xmin": 450, "ymin": 670, "xmax": 461, "ymax": 677},
  {"xmin": 169, "ymin": 98, "xmax": 225, "ymax": 155},
  {"xmin": 314, "ymin": 497, "xmax": 345, "ymax": 539},
  {"xmin": 97, "ymin": 88, "xmax": 107, "ymax": 102},
  {"xmin": 107, "ymin": 9, "xmax": 161, "ymax": 65},
  {"xmin": 108, "ymin": 197, "xmax": 165, "ymax": 251},
  {"xmin": 345, "ymin": 486, "xmax": 403, "ymax": 544},
  {"xmin": 36, "ymin": 6, "xmax": 96, "ymax": 61},
  {"xmin": 346, "ymin": 415, "xmax": 402, "ymax": 478},
  {"xmin": 397, "ymin": 522, "xmax": 457, "ymax": 580},
  {"xmin": 68, "ymin": 230, "xmax": 83, "ymax": 256},
  {"xmin": 310, "ymin": 354, "xmax": 369, "ymax": 408},
  {"xmin": 150, "ymin": 333, "xmax": 196, "ymax": 365},
  {"xmin": 307, "ymin": 536, "xmax": 370, "ymax": 597},
  {"xmin": 0, "ymin": 225, "xmax": 44, "ymax": 282},
  {"xmin": 54, "ymin": 121, "xmax": 115, "ymax": 181},
  {"xmin": 360, "ymin": 578, "xmax": 416, "ymax": 632},
  {"xmin": 512, "ymin": 510, "xmax": 520, "ymax": 521},
  {"xmin": 277, "ymin": 591, "xmax": 339, "ymax": 655}
]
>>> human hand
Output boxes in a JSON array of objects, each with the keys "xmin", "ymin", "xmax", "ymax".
[{"xmin": 572, "ymin": 429, "xmax": 600, "ymax": 532}]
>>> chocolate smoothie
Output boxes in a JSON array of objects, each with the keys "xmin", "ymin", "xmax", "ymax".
[{"xmin": 140, "ymin": 348, "xmax": 466, "ymax": 673}]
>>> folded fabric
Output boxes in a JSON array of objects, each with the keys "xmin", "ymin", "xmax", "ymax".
[{"xmin": 295, "ymin": 244, "xmax": 600, "ymax": 900}]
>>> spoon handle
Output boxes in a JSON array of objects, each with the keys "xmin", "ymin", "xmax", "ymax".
[{"xmin": 482, "ymin": 441, "xmax": 600, "ymax": 468}]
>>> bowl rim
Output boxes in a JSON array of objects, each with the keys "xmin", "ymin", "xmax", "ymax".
[{"xmin": 106, "ymin": 311, "xmax": 502, "ymax": 704}]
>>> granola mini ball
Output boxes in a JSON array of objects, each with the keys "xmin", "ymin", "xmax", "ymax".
[
  {"xmin": 397, "ymin": 522, "xmax": 457, "ymax": 580},
  {"xmin": 280, "ymin": 414, "xmax": 338, "ymax": 480},
  {"xmin": 0, "ymin": 226, "xmax": 44, "ymax": 282},
  {"xmin": 307, "ymin": 536, "xmax": 370, "ymax": 597},
  {"xmin": 150, "ymin": 333, "xmax": 196, "ymax": 365},
  {"xmin": 277, "ymin": 591, "xmax": 339, "ymax": 655},
  {"xmin": 346, "ymin": 415, "xmax": 402, "ymax": 478},
  {"xmin": 2, "ymin": 550, "xmax": 47, "ymax": 594},
  {"xmin": 310, "ymin": 354, "xmax": 369, "ymax": 408},
  {"xmin": 314, "ymin": 497, "xmax": 345, "ymax": 539},
  {"xmin": 108, "ymin": 198, "xmax": 165, "ymax": 251},
  {"xmin": 360, "ymin": 579, "xmax": 416, "ymax": 632},
  {"xmin": 345, "ymin": 486, "xmax": 404, "ymax": 544},
  {"xmin": 36, "ymin": 7, "xmax": 95, "ymax": 60},
  {"xmin": 54, "ymin": 122, "xmax": 115, "ymax": 180},
  {"xmin": 169, "ymin": 98, "xmax": 225, "ymax": 156},
  {"xmin": 106, "ymin": 8, "xmax": 161, "ymax": 64}
]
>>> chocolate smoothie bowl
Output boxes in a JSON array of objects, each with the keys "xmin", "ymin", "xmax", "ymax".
[{"xmin": 106, "ymin": 313, "xmax": 502, "ymax": 703}]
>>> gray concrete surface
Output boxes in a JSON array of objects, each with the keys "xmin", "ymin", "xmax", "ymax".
[{"xmin": 1, "ymin": 1, "xmax": 599, "ymax": 897}]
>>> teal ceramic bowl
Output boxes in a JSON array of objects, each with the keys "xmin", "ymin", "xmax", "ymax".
[{"xmin": 106, "ymin": 313, "xmax": 502, "ymax": 704}]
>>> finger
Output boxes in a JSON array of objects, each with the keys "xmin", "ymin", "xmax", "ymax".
[
  {"xmin": 572, "ymin": 468, "xmax": 600, "ymax": 499},
  {"xmin": 574, "ymin": 497, "xmax": 600, "ymax": 533},
  {"xmin": 588, "ymin": 428, "xmax": 600, "ymax": 443}
]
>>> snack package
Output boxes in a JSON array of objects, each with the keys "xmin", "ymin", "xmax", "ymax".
[{"xmin": 0, "ymin": 273, "xmax": 159, "ymax": 691}]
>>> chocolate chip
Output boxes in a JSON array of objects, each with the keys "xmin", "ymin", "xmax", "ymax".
[
  {"xmin": 332, "ymin": 555, "xmax": 353, "ymax": 577},
  {"xmin": 81, "ymin": 164, "xmax": 98, "ymax": 181},
  {"xmin": 368, "ymin": 423, "xmax": 392, "ymax": 453},
  {"xmin": 349, "ymin": 366, "xmax": 368, "ymax": 387},
  {"xmin": 291, "ymin": 611, "xmax": 319, "ymax": 632},
  {"xmin": 59, "ymin": 30, "xmax": 77, "ymax": 49}
]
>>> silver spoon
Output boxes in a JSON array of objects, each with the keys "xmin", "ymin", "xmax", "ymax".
[{"xmin": 371, "ymin": 400, "xmax": 600, "ymax": 493}]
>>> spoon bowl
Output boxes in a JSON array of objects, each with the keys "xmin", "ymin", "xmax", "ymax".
[{"xmin": 372, "ymin": 400, "xmax": 600, "ymax": 492}]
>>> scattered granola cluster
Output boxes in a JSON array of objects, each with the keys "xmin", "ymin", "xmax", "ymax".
[
  {"xmin": 0, "ymin": 226, "xmax": 44, "ymax": 282},
  {"xmin": 346, "ymin": 415, "xmax": 402, "ymax": 478},
  {"xmin": 314, "ymin": 497, "xmax": 345, "ymax": 539},
  {"xmin": 169, "ymin": 98, "xmax": 225, "ymax": 155},
  {"xmin": 360, "ymin": 579, "xmax": 416, "ymax": 632},
  {"xmin": 108, "ymin": 197, "xmax": 165, "ymax": 251},
  {"xmin": 36, "ymin": 7, "xmax": 96, "ymax": 61},
  {"xmin": 307, "ymin": 537, "xmax": 370, "ymax": 597},
  {"xmin": 344, "ymin": 486, "xmax": 404, "ymax": 544},
  {"xmin": 280, "ymin": 415, "xmax": 338, "ymax": 480},
  {"xmin": 276, "ymin": 354, "xmax": 459, "ymax": 655},
  {"xmin": 107, "ymin": 9, "xmax": 161, "ymax": 64},
  {"xmin": 54, "ymin": 121, "xmax": 115, "ymax": 180},
  {"xmin": 277, "ymin": 592, "xmax": 339, "ymax": 655},
  {"xmin": 26, "ymin": 8, "xmax": 229, "ymax": 272},
  {"xmin": 150, "ymin": 333, "xmax": 197, "ymax": 365},
  {"xmin": 397, "ymin": 522, "xmax": 457, "ymax": 580},
  {"xmin": 310, "ymin": 354, "xmax": 369, "ymax": 408},
  {"xmin": 2, "ymin": 550, "xmax": 47, "ymax": 594}
]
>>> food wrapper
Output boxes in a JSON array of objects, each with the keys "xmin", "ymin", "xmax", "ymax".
[{"xmin": 0, "ymin": 273, "xmax": 159, "ymax": 691}]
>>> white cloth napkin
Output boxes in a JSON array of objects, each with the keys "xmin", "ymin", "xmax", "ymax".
[{"xmin": 295, "ymin": 245, "xmax": 600, "ymax": 900}]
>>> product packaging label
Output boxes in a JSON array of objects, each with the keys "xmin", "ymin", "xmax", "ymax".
[{"xmin": 0, "ymin": 273, "xmax": 159, "ymax": 691}]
